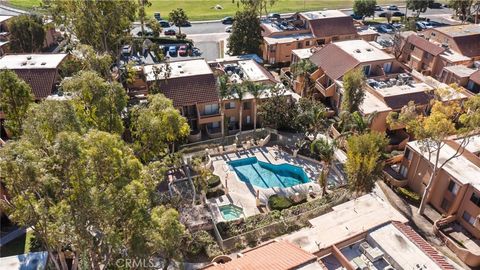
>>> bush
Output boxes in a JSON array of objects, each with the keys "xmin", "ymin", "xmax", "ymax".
[
  {"xmin": 268, "ymin": 195, "xmax": 293, "ymax": 211},
  {"xmin": 397, "ymin": 187, "xmax": 421, "ymax": 203},
  {"xmin": 207, "ymin": 175, "xmax": 221, "ymax": 188},
  {"xmin": 206, "ymin": 188, "xmax": 225, "ymax": 199}
]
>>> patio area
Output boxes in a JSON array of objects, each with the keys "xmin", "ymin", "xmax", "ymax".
[
  {"xmin": 441, "ymin": 222, "xmax": 480, "ymax": 254},
  {"xmin": 207, "ymin": 146, "xmax": 344, "ymax": 222}
]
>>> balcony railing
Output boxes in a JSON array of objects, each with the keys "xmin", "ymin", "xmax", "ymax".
[{"xmin": 315, "ymin": 80, "xmax": 335, "ymax": 97}]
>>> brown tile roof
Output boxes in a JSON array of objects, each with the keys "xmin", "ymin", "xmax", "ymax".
[
  {"xmin": 383, "ymin": 91, "xmax": 431, "ymax": 109},
  {"xmin": 392, "ymin": 221, "xmax": 455, "ymax": 270},
  {"xmin": 13, "ymin": 69, "xmax": 58, "ymax": 99},
  {"xmin": 309, "ymin": 43, "xmax": 359, "ymax": 80},
  {"xmin": 156, "ymin": 73, "xmax": 219, "ymax": 107},
  {"xmin": 452, "ymin": 35, "xmax": 480, "ymax": 58},
  {"xmin": 308, "ymin": 16, "xmax": 356, "ymax": 38},
  {"xmin": 470, "ymin": 70, "xmax": 480, "ymax": 85},
  {"xmin": 201, "ymin": 240, "xmax": 317, "ymax": 270},
  {"xmin": 406, "ymin": 35, "xmax": 445, "ymax": 56}
]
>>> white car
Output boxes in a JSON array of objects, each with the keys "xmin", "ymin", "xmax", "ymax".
[{"xmin": 225, "ymin": 26, "xmax": 232, "ymax": 33}]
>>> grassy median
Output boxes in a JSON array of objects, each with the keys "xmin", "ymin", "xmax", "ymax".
[{"xmin": 8, "ymin": 0, "xmax": 407, "ymax": 21}]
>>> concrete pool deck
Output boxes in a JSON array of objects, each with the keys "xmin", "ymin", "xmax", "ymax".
[{"xmin": 207, "ymin": 146, "xmax": 343, "ymax": 222}]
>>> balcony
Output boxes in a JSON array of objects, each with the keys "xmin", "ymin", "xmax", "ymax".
[
  {"xmin": 315, "ymin": 77, "xmax": 335, "ymax": 97},
  {"xmin": 434, "ymin": 217, "xmax": 480, "ymax": 267},
  {"xmin": 198, "ymin": 107, "xmax": 222, "ymax": 125},
  {"xmin": 382, "ymin": 160, "xmax": 408, "ymax": 188}
]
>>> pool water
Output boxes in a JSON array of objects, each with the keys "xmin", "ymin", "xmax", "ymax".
[
  {"xmin": 228, "ymin": 157, "xmax": 310, "ymax": 189},
  {"xmin": 219, "ymin": 204, "xmax": 243, "ymax": 221}
]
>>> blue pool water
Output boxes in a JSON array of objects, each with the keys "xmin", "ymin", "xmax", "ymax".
[
  {"xmin": 219, "ymin": 204, "xmax": 243, "ymax": 221},
  {"xmin": 228, "ymin": 157, "xmax": 310, "ymax": 188}
]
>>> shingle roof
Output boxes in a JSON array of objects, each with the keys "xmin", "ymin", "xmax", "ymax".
[
  {"xmin": 308, "ymin": 16, "xmax": 357, "ymax": 38},
  {"xmin": 452, "ymin": 35, "xmax": 480, "ymax": 58},
  {"xmin": 201, "ymin": 240, "xmax": 317, "ymax": 270},
  {"xmin": 383, "ymin": 91, "xmax": 431, "ymax": 109},
  {"xmin": 406, "ymin": 35, "xmax": 445, "ymax": 56},
  {"xmin": 155, "ymin": 73, "xmax": 219, "ymax": 107},
  {"xmin": 470, "ymin": 70, "xmax": 480, "ymax": 85},
  {"xmin": 13, "ymin": 69, "xmax": 58, "ymax": 99},
  {"xmin": 309, "ymin": 43, "xmax": 359, "ymax": 80}
]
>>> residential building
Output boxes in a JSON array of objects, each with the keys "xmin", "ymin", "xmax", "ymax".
[
  {"xmin": 0, "ymin": 53, "xmax": 68, "ymax": 139},
  {"xmin": 423, "ymin": 24, "xmax": 480, "ymax": 61},
  {"xmin": 261, "ymin": 10, "xmax": 377, "ymax": 64},
  {"xmin": 468, "ymin": 70, "xmax": 480, "ymax": 93},
  {"xmin": 385, "ymin": 134, "xmax": 480, "ymax": 267}
]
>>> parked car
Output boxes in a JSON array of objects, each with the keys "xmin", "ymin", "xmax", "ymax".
[
  {"xmin": 122, "ymin": 45, "xmax": 131, "ymax": 56},
  {"xmin": 350, "ymin": 13, "xmax": 363, "ymax": 20},
  {"xmin": 392, "ymin": 23, "xmax": 403, "ymax": 29},
  {"xmin": 154, "ymin": 12, "xmax": 161, "ymax": 21},
  {"xmin": 168, "ymin": 46, "xmax": 177, "ymax": 57},
  {"xmin": 429, "ymin": 2, "xmax": 443, "ymax": 9},
  {"xmin": 178, "ymin": 45, "xmax": 188, "ymax": 57},
  {"xmin": 375, "ymin": 5, "xmax": 383, "ymax": 11},
  {"xmin": 378, "ymin": 24, "xmax": 393, "ymax": 33},
  {"xmin": 164, "ymin": 29, "xmax": 176, "ymax": 36},
  {"xmin": 158, "ymin": 20, "xmax": 170, "ymax": 28},
  {"xmin": 392, "ymin": 11, "xmax": 405, "ymax": 17},
  {"xmin": 379, "ymin": 12, "xmax": 387, "ymax": 17},
  {"xmin": 192, "ymin": 47, "xmax": 201, "ymax": 56},
  {"xmin": 421, "ymin": 21, "xmax": 433, "ymax": 28},
  {"xmin": 268, "ymin": 13, "xmax": 281, "ymax": 19},
  {"xmin": 222, "ymin": 16, "xmax": 234, "ymax": 24},
  {"xmin": 387, "ymin": 5, "xmax": 399, "ymax": 10},
  {"xmin": 175, "ymin": 21, "xmax": 191, "ymax": 27},
  {"xmin": 136, "ymin": 30, "xmax": 153, "ymax": 37},
  {"xmin": 225, "ymin": 26, "xmax": 232, "ymax": 33}
]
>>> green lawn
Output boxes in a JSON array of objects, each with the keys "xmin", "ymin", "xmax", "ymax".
[{"xmin": 8, "ymin": 0, "xmax": 407, "ymax": 21}]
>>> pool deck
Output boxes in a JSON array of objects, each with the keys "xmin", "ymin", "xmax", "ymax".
[{"xmin": 207, "ymin": 146, "xmax": 342, "ymax": 222}]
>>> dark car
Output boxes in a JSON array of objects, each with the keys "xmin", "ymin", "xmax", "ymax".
[
  {"xmin": 429, "ymin": 2, "xmax": 443, "ymax": 9},
  {"xmin": 164, "ymin": 29, "xmax": 176, "ymax": 36},
  {"xmin": 268, "ymin": 13, "xmax": 281, "ymax": 19},
  {"xmin": 379, "ymin": 12, "xmax": 387, "ymax": 17},
  {"xmin": 158, "ymin": 20, "xmax": 170, "ymax": 28},
  {"xmin": 375, "ymin": 5, "xmax": 383, "ymax": 11},
  {"xmin": 350, "ymin": 13, "xmax": 363, "ymax": 20},
  {"xmin": 137, "ymin": 30, "xmax": 153, "ymax": 37},
  {"xmin": 221, "ymin": 16, "xmax": 234, "ymax": 24},
  {"xmin": 168, "ymin": 46, "xmax": 177, "ymax": 57},
  {"xmin": 393, "ymin": 11, "xmax": 405, "ymax": 17},
  {"xmin": 175, "ymin": 21, "xmax": 191, "ymax": 27}
]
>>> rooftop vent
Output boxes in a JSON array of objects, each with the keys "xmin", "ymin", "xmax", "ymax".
[
  {"xmin": 30, "ymin": 62, "xmax": 36, "ymax": 65},
  {"xmin": 26, "ymin": 56, "xmax": 32, "ymax": 60},
  {"xmin": 354, "ymin": 49, "xmax": 361, "ymax": 53},
  {"xmin": 41, "ymin": 62, "xmax": 46, "ymax": 65},
  {"xmin": 366, "ymin": 48, "xmax": 373, "ymax": 52},
  {"xmin": 441, "ymin": 43, "xmax": 449, "ymax": 48},
  {"xmin": 21, "ymin": 61, "xmax": 27, "ymax": 66}
]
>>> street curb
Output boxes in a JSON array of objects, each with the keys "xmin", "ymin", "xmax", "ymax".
[{"xmin": 0, "ymin": 4, "xmax": 28, "ymax": 14}]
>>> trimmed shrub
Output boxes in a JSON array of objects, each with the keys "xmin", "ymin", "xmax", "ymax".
[
  {"xmin": 207, "ymin": 175, "xmax": 221, "ymax": 188},
  {"xmin": 206, "ymin": 188, "xmax": 225, "ymax": 199},
  {"xmin": 268, "ymin": 195, "xmax": 293, "ymax": 211},
  {"xmin": 397, "ymin": 187, "xmax": 421, "ymax": 203}
]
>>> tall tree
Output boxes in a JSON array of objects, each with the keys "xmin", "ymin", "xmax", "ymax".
[
  {"xmin": 449, "ymin": 0, "xmax": 474, "ymax": 22},
  {"xmin": 291, "ymin": 59, "xmax": 316, "ymax": 97},
  {"xmin": 234, "ymin": 83, "xmax": 247, "ymax": 133},
  {"xmin": 130, "ymin": 94, "xmax": 190, "ymax": 162},
  {"xmin": 45, "ymin": 0, "xmax": 138, "ymax": 53},
  {"xmin": 138, "ymin": 0, "xmax": 152, "ymax": 40},
  {"xmin": 8, "ymin": 14, "xmax": 46, "ymax": 53},
  {"xmin": 341, "ymin": 68, "xmax": 365, "ymax": 113},
  {"xmin": 310, "ymin": 138, "xmax": 336, "ymax": 195},
  {"xmin": 227, "ymin": 8, "xmax": 263, "ymax": 56},
  {"xmin": 169, "ymin": 8, "xmax": 189, "ymax": 35},
  {"xmin": 390, "ymin": 95, "xmax": 480, "ymax": 214},
  {"xmin": 346, "ymin": 131, "xmax": 388, "ymax": 194},
  {"xmin": 235, "ymin": 0, "xmax": 278, "ymax": 16},
  {"xmin": 61, "ymin": 71, "xmax": 128, "ymax": 134},
  {"xmin": 244, "ymin": 81, "xmax": 265, "ymax": 132},
  {"xmin": 258, "ymin": 85, "xmax": 297, "ymax": 130},
  {"xmin": 218, "ymin": 75, "xmax": 231, "ymax": 138},
  {"xmin": 295, "ymin": 98, "xmax": 327, "ymax": 137},
  {"xmin": 0, "ymin": 69, "xmax": 34, "ymax": 138},
  {"xmin": 59, "ymin": 44, "xmax": 114, "ymax": 79},
  {"xmin": 353, "ymin": 0, "xmax": 377, "ymax": 20},
  {"xmin": 407, "ymin": 0, "xmax": 433, "ymax": 18}
]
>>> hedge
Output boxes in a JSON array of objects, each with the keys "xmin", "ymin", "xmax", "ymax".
[
  {"xmin": 207, "ymin": 175, "xmax": 221, "ymax": 189},
  {"xmin": 268, "ymin": 195, "xmax": 293, "ymax": 211},
  {"xmin": 397, "ymin": 187, "xmax": 421, "ymax": 203},
  {"xmin": 206, "ymin": 188, "xmax": 225, "ymax": 199}
]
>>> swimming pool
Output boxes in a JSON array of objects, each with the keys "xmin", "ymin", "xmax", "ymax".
[
  {"xmin": 228, "ymin": 157, "xmax": 310, "ymax": 188},
  {"xmin": 219, "ymin": 204, "xmax": 243, "ymax": 221}
]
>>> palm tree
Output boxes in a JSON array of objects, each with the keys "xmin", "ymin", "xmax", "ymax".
[
  {"xmin": 218, "ymin": 75, "xmax": 230, "ymax": 138},
  {"xmin": 291, "ymin": 59, "xmax": 316, "ymax": 98},
  {"xmin": 232, "ymin": 83, "xmax": 246, "ymax": 133},
  {"xmin": 349, "ymin": 111, "xmax": 377, "ymax": 134},
  {"xmin": 310, "ymin": 138, "xmax": 336, "ymax": 195},
  {"xmin": 244, "ymin": 81, "xmax": 265, "ymax": 132}
]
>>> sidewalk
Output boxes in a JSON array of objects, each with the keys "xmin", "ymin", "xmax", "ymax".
[{"xmin": 377, "ymin": 181, "xmax": 469, "ymax": 270}]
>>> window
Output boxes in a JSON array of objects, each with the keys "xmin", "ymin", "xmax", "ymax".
[
  {"xmin": 204, "ymin": 104, "xmax": 219, "ymax": 115},
  {"xmin": 362, "ymin": 65, "xmax": 371, "ymax": 76},
  {"xmin": 467, "ymin": 80, "xmax": 475, "ymax": 91},
  {"xmin": 424, "ymin": 53, "xmax": 431, "ymax": 60},
  {"xmin": 317, "ymin": 39, "xmax": 325, "ymax": 45},
  {"xmin": 400, "ymin": 165, "xmax": 408, "ymax": 178},
  {"xmin": 207, "ymin": 121, "xmax": 220, "ymax": 129},
  {"xmin": 306, "ymin": 40, "xmax": 310, "ymax": 46},
  {"xmin": 243, "ymin": 101, "xmax": 251, "ymax": 110},
  {"xmin": 297, "ymin": 42, "xmax": 303, "ymax": 49},
  {"xmin": 441, "ymin": 199, "xmax": 451, "ymax": 211},
  {"xmin": 405, "ymin": 148, "xmax": 412, "ymax": 160},
  {"xmin": 422, "ymin": 63, "xmax": 429, "ymax": 70},
  {"xmin": 229, "ymin": 116, "xmax": 236, "ymax": 123},
  {"xmin": 431, "ymin": 32, "xmax": 436, "ymax": 37},
  {"xmin": 410, "ymin": 44, "xmax": 415, "ymax": 51},
  {"xmin": 246, "ymin": 115, "xmax": 251, "ymax": 124},
  {"xmin": 269, "ymin": 45, "xmax": 276, "ymax": 52},
  {"xmin": 463, "ymin": 211, "xmax": 475, "ymax": 226},
  {"xmin": 471, "ymin": 193, "xmax": 480, "ymax": 207},
  {"xmin": 447, "ymin": 180, "xmax": 459, "ymax": 196},
  {"xmin": 225, "ymin": 101, "xmax": 236, "ymax": 109}
]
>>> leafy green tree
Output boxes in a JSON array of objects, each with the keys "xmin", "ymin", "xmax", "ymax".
[
  {"xmin": 218, "ymin": 75, "xmax": 231, "ymax": 138},
  {"xmin": 59, "ymin": 44, "xmax": 114, "ymax": 79},
  {"xmin": 353, "ymin": 0, "xmax": 377, "ymax": 19},
  {"xmin": 391, "ymin": 95, "xmax": 480, "ymax": 214},
  {"xmin": 169, "ymin": 8, "xmax": 189, "ymax": 35},
  {"xmin": 8, "ymin": 14, "xmax": 46, "ymax": 53},
  {"xmin": 0, "ymin": 69, "xmax": 34, "ymax": 138},
  {"xmin": 235, "ymin": 0, "xmax": 278, "ymax": 16},
  {"xmin": 341, "ymin": 68, "xmax": 365, "ymax": 113},
  {"xmin": 295, "ymin": 98, "xmax": 327, "ymax": 137},
  {"xmin": 291, "ymin": 59, "xmax": 316, "ymax": 97},
  {"xmin": 150, "ymin": 206, "xmax": 187, "ymax": 270},
  {"xmin": 227, "ymin": 8, "xmax": 263, "ymax": 56},
  {"xmin": 407, "ymin": 0, "xmax": 433, "ymax": 18},
  {"xmin": 148, "ymin": 18, "xmax": 163, "ymax": 38},
  {"xmin": 449, "ymin": 0, "xmax": 473, "ymax": 22},
  {"xmin": 346, "ymin": 131, "xmax": 388, "ymax": 194},
  {"xmin": 130, "ymin": 94, "xmax": 190, "ymax": 162},
  {"xmin": 244, "ymin": 81, "xmax": 265, "ymax": 132},
  {"xmin": 258, "ymin": 85, "xmax": 297, "ymax": 130},
  {"xmin": 138, "ymin": 0, "xmax": 152, "ymax": 39},
  {"xmin": 46, "ymin": 0, "xmax": 138, "ymax": 53},
  {"xmin": 61, "ymin": 71, "xmax": 127, "ymax": 134},
  {"xmin": 310, "ymin": 138, "xmax": 336, "ymax": 195}
]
